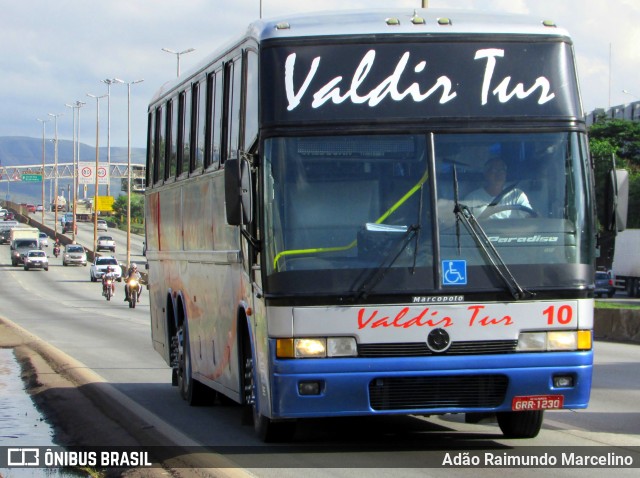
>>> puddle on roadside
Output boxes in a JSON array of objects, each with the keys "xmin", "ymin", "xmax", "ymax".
[{"xmin": 0, "ymin": 348, "xmax": 85, "ymax": 477}]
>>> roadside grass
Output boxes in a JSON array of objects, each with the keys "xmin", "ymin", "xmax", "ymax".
[{"xmin": 595, "ymin": 300, "xmax": 640, "ymax": 310}]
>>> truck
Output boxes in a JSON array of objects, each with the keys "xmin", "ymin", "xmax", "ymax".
[
  {"xmin": 51, "ymin": 195, "xmax": 67, "ymax": 212},
  {"xmin": 612, "ymin": 229, "xmax": 640, "ymax": 296},
  {"xmin": 0, "ymin": 221, "xmax": 20, "ymax": 244},
  {"xmin": 9, "ymin": 227, "xmax": 40, "ymax": 266},
  {"xmin": 74, "ymin": 199, "xmax": 93, "ymax": 222}
]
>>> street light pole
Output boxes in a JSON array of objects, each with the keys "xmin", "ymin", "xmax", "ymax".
[
  {"xmin": 114, "ymin": 78, "xmax": 144, "ymax": 267},
  {"xmin": 161, "ymin": 48, "xmax": 195, "ymax": 77},
  {"xmin": 36, "ymin": 118, "xmax": 49, "ymax": 226},
  {"xmin": 65, "ymin": 100, "xmax": 85, "ymax": 243},
  {"xmin": 102, "ymin": 78, "xmax": 118, "ymax": 197},
  {"xmin": 48, "ymin": 113, "xmax": 63, "ymax": 237},
  {"xmin": 87, "ymin": 93, "xmax": 107, "ymax": 255}
]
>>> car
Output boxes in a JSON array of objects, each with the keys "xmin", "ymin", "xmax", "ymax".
[
  {"xmin": 26, "ymin": 204, "xmax": 36, "ymax": 213},
  {"xmin": 63, "ymin": 221, "xmax": 77, "ymax": 234},
  {"xmin": 97, "ymin": 220, "xmax": 108, "ymax": 232},
  {"xmin": 60, "ymin": 213, "xmax": 75, "ymax": 226},
  {"xmin": 0, "ymin": 209, "xmax": 7, "ymax": 218},
  {"xmin": 96, "ymin": 235, "xmax": 116, "ymax": 252},
  {"xmin": 36, "ymin": 205, "xmax": 44, "ymax": 212},
  {"xmin": 4, "ymin": 212, "xmax": 15, "ymax": 221},
  {"xmin": 24, "ymin": 250, "xmax": 49, "ymax": 271},
  {"xmin": 90, "ymin": 256, "xmax": 122, "ymax": 282},
  {"xmin": 62, "ymin": 244, "xmax": 87, "ymax": 267},
  {"xmin": 38, "ymin": 232, "xmax": 49, "ymax": 247},
  {"xmin": 595, "ymin": 271, "xmax": 615, "ymax": 298},
  {"xmin": 11, "ymin": 238, "xmax": 39, "ymax": 266}
]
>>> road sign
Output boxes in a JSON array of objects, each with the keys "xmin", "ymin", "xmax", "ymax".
[
  {"xmin": 95, "ymin": 196, "xmax": 114, "ymax": 212},
  {"xmin": 78, "ymin": 162, "xmax": 110, "ymax": 185},
  {"xmin": 21, "ymin": 174, "xmax": 42, "ymax": 182}
]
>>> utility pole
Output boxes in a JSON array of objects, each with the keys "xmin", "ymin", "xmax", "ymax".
[
  {"xmin": 36, "ymin": 118, "xmax": 49, "ymax": 226},
  {"xmin": 161, "ymin": 48, "xmax": 195, "ymax": 77},
  {"xmin": 102, "ymin": 78, "xmax": 118, "ymax": 197},
  {"xmin": 48, "ymin": 113, "xmax": 63, "ymax": 236},
  {"xmin": 87, "ymin": 93, "xmax": 107, "ymax": 254},
  {"xmin": 114, "ymin": 78, "xmax": 144, "ymax": 267}
]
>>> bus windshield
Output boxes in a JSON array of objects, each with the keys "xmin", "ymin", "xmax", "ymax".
[{"xmin": 263, "ymin": 131, "xmax": 592, "ymax": 297}]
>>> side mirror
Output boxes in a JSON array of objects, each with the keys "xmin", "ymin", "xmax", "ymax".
[
  {"xmin": 605, "ymin": 168, "xmax": 628, "ymax": 232},
  {"xmin": 224, "ymin": 157, "xmax": 253, "ymax": 226}
]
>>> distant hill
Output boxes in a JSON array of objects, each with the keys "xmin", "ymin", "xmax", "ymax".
[
  {"xmin": 0, "ymin": 136, "xmax": 145, "ymax": 166},
  {"xmin": 0, "ymin": 136, "xmax": 146, "ymax": 204}
]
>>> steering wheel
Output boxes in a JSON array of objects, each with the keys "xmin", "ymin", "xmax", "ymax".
[{"xmin": 478, "ymin": 203, "xmax": 538, "ymax": 219}]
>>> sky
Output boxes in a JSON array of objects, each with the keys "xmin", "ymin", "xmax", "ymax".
[{"xmin": 1, "ymin": 0, "xmax": 639, "ymax": 151}]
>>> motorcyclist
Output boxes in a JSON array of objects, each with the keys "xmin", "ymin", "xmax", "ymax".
[
  {"xmin": 124, "ymin": 263, "xmax": 141, "ymax": 302},
  {"xmin": 102, "ymin": 266, "xmax": 117, "ymax": 296},
  {"xmin": 53, "ymin": 238, "xmax": 61, "ymax": 257}
]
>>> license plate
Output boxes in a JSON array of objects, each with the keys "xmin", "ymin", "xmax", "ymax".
[{"xmin": 512, "ymin": 395, "xmax": 564, "ymax": 411}]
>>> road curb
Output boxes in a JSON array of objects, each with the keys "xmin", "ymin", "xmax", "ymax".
[{"xmin": 0, "ymin": 316, "xmax": 253, "ymax": 478}]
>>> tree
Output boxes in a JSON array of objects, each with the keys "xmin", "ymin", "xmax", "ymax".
[
  {"xmin": 589, "ymin": 119, "xmax": 640, "ymax": 230},
  {"xmin": 111, "ymin": 194, "xmax": 144, "ymax": 225}
]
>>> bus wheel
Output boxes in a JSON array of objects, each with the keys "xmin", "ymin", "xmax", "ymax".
[
  {"xmin": 177, "ymin": 324, "xmax": 211, "ymax": 406},
  {"xmin": 496, "ymin": 410, "xmax": 544, "ymax": 438},
  {"xmin": 243, "ymin": 345, "xmax": 295, "ymax": 442}
]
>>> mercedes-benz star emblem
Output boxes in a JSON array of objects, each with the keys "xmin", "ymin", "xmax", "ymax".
[{"xmin": 427, "ymin": 328, "xmax": 451, "ymax": 353}]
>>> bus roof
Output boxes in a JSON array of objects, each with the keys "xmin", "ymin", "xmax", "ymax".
[
  {"xmin": 150, "ymin": 8, "xmax": 571, "ymax": 106},
  {"xmin": 247, "ymin": 8, "xmax": 570, "ymax": 41}
]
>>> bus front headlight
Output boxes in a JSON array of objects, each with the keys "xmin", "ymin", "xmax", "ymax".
[
  {"xmin": 276, "ymin": 337, "xmax": 357, "ymax": 358},
  {"xmin": 516, "ymin": 330, "xmax": 591, "ymax": 351},
  {"xmin": 295, "ymin": 338, "xmax": 326, "ymax": 358}
]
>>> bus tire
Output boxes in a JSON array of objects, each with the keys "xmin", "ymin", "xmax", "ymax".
[
  {"xmin": 497, "ymin": 410, "xmax": 544, "ymax": 438},
  {"xmin": 177, "ymin": 323, "xmax": 211, "ymax": 406},
  {"xmin": 242, "ymin": 336, "xmax": 295, "ymax": 442}
]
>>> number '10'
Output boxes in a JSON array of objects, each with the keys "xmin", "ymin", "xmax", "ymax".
[{"xmin": 543, "ymin": 305, "xmax": 573, "ymax": 325}]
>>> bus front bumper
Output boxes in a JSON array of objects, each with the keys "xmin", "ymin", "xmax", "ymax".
[{"xmin": 268, "ymin": 347, "xmax": 593, "ymax": 419}]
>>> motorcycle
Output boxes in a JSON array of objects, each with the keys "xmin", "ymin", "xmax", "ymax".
[
  {"xmin": 53, "ymin": 245, "xmax": 60, "ymax": 258},
  {"xmin": 127, "ymin": 277, "xmax": 142, "ymax": 308},
  {"xmin": 102, "ymin": 277, "xmax": 115, "ymax": 301}
]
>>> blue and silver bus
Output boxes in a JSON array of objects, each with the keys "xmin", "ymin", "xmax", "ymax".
[{"xmin": 145, "ymin": 9, "xmax": 607, "ymax": 441}]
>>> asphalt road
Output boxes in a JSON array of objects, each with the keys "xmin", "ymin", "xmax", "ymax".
[{"xmin": 0, "ymin": 229, "xmax": 638, "ymax": 476}]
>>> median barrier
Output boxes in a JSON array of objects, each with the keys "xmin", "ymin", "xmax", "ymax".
[{"xmin": 594, "ymin": 308, "xmax": 640, "ymax": 344}]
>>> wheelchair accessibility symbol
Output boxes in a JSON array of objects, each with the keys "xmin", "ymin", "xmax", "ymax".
[{"xmin": 442, "ymin": 260, "xmax": 467, "ymax": 285}]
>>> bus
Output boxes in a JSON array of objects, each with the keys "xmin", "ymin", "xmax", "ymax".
[{"xmin": 145, "ymin": 9, "xmax": 616, "ymax": 442}]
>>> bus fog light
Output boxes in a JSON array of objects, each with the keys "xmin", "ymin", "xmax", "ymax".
[
  {"xmin": 516, "ymin": 332, "xmax": 547, "ymax": 351},
  {"xmin": 327, "ymin": 337, "xmax": 357, "ymax": 357},
  {"xmin": 295, "ymin": 338, "xmax": 326, "ymax": 358},
  {"xmin": 553, "ymin": 375, "xmax": 574, "ymax": 388},
  {"xmin": 298, "ymin": 381, "xmax": 322, "ymax": 395},
  {"xmin": 548, "ymin": 331, "xmax": 577, "ymax": 350}
]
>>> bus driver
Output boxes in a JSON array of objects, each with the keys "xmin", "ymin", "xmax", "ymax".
[{"xmin": 464, "ymin": 158, "xmax": 532, "ymax": 219}]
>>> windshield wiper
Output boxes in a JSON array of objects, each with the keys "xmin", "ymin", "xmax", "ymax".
[
  {"xmin": 351, "ymin": 224, "xmax": 420, "ymax": 301},
  {"xmin": 452, "ymin": 166, "xmax": 534, "ymax": 301}
]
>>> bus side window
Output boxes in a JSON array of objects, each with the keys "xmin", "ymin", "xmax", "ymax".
[
  {"xmin": 211, "ymin": 70, "xmax": 223, "ymax": 170},
  {"xmin": 193, "ymin": 79, "xmax": 207, "ymax": 173},
  {"xmin": 244, "ymin": 50, "xmax": 259, "ymax": 150},
  {"xmin": 167, "ymin": 97, "xmax": 178, "ymax": 180},
  {"xmin": 177, "ymin": 89, "xmax": 191, "ymax": 178},
  {"xmin": 222, "ymin": 56, "xmax": 242, "ymax": 165},
  {"xmin": 146, "ymin": 111, "xmax": 155, "ymax": 188},
  {"xmin": 154, "ymin": 105, "xmax": 165, "ymax": 185}
]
